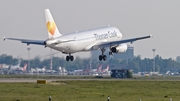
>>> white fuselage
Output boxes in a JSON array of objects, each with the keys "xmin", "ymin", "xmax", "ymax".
[{"xmin": 46, "ymin": 26, "xmax": 122, "ymax": 54}]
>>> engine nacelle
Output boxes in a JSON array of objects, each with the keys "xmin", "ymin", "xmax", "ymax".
[{"xmin": 111, "ymin": 44, "xmax": 127, "ymax": 53}]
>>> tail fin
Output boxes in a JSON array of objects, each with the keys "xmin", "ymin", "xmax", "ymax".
[
  {"xmin": 105, "ymin": 65, "xmax": 109, "ymax": 71},
  {"xmin": 96, "ymin": 64, "xmax": 102, "ymax": 72},
  {"xmin": 45, "ymin": 9, "xmax": 62, "ymax": 39},
  {"xmin": 16, "ymin": 60, "xmax": 21, "ymax": 67},
  {"xmin": 22, "ymin": 64, "xmax": 27, "ymax": 71}
]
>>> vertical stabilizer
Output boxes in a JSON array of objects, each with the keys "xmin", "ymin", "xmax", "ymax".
[
  {"xmin": 22, "ymin": 64, "xmax": 27, "ymax": 71},
  {"xmin": 45, "ymin": 9, "xmax": 62, "ymax": 39}
]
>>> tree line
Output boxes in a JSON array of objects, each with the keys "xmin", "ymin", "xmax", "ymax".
[{"xmin": 0, "ymin": 54, "xmax": 180, "ymax": 73}]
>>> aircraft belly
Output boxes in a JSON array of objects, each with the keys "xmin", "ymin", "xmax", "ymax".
[{"xmin": 47, "ymin": 42, "xmax": 85, "ymax": 54}]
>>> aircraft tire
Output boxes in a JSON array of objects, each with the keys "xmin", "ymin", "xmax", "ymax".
[
  {"xmin": 103, "ymin": 55, "xmax": 107, "ymax": 61},
  {"xmin": 66, "ymin": 56, "xmax": 69, "ymax": 61},
  {"xmin": 99, "ymin": 55, "xmax": 103, "ymax": 61},
  {"xmin": 70, "ymin": 56, "xmax": 74, "ymax": 61}
]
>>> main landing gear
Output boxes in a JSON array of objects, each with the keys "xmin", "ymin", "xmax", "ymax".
[
  {"xmin": 99, "ymin": 47, "xmax": 114, "ymax": 61},
  {"xmin": 66, "ymin": 54, "xmax": 74, "ymax": 61},
  {"xmin": 99, "ymin": 55, "xmax": 107, "ymax": 61},
  {"xmin": 99, "ymin": 47, "xmax": 107, "ymax": 61}
]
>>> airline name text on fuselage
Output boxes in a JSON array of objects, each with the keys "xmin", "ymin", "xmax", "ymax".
[{"xmin": 94, "ymin": 31, "xmax": 117, "ymax": 40}]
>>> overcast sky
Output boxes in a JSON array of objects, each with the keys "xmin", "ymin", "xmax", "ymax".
[{"xmin": 1, "ymin": 0, "xmax": 180, "ymax": 60}]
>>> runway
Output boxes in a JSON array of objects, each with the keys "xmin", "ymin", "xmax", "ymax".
[
  {"xmin": 0, "ymin": 78, "xmax": 58, "ymax": 82},
  {"xmin": 0, "ymin": 78, "xmax": 124, "ymax": 82}
]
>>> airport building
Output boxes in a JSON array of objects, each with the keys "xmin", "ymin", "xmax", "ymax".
[{"xmin": 91, "ymin": 46, "xmax": 134, "ymax": 60}]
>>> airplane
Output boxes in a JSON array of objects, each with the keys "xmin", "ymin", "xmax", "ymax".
[
  {"xmin": 9, "ymin": 60, "xmax": 21, "ymax": 70},
  {"xmin": 3, "ymin": 9, "xmax": 152, "ymax": 61},
  {"xmin": 95, "ymin": 64, "xmax": 103, "ymax": 73},
  {"xmin": 73, "ymin": 64, "xmax": 102, "ymax": 75},
  {"xmin": 34, "ymin": 66, "xmax": 46, "ymax": 73},
  {"xmin": 101, "ymin": 65, "xmax": 109, "ymax": 73},
  {"xmin": 58, "ymin": 67, "xmax": 67, "ymax": 73},
  {"xmin": 91, "ymin": 65, "xmax": 110, "ymax": 75},
  {"xmin": 8, "ymin": 63, "xmax": 27, "ymax": 74},
  {"xmin": 73, "ymin": 69, "xmax": 84, "ymax": 75},
  {"xmin": 83, "ymin": 64, "xmax": 102, "ymax": 75},
  {"xmin": 21, "ymin": 64, "xmax": 27, "ymax": 72}
]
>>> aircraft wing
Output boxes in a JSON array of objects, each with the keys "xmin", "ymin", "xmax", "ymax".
[
  {"xmin": 95, "ymin": 35, "xmax": 152, "ymax": 48},
  {"xmin": 3, "ymin": 37, "xmax": 45, "ymax": 45}
]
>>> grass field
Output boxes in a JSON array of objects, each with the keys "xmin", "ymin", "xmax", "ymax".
[{"xmin": 0, "ymin": 77, "xmax": 180, "ymax": 101}]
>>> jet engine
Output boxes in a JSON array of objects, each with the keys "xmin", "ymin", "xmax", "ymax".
[{"xmin": 111, "ymin": 43, "xmax": 127, "ymax": 53}]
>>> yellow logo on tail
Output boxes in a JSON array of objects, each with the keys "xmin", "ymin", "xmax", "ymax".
[{"xmin": 46, "ymin": 21, "xmax": 56, "ymax": 36}]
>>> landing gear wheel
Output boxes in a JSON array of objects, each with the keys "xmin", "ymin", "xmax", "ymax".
[
  {"xmin": 99, "ymin": 55, "xmax": 103, "ymax": 61},
  {"xmin": 66, "ymin": 56, "xmax": 69, "ymax": 61},
  {"xmin": 70, "ymin": 56, "xmax": 74, "ymax": 61},
  {"xmin": 103, "ymin": 55, "xmax": 107, "ymax": 61}
]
